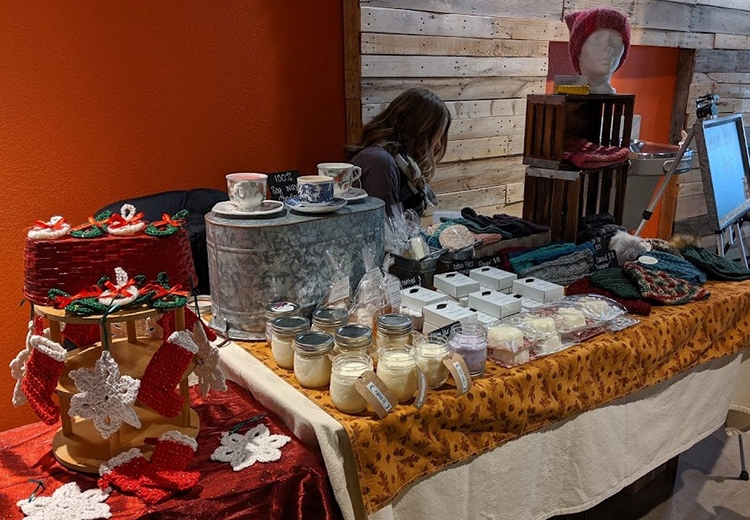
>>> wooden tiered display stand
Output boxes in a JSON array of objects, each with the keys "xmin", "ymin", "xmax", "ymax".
[
  {"xmin": 522, "ymin": 94, "xmax": 635, "ymax": 242},
  {"xmin": 34, "ymin": 305, "xmax": 200, "ymax": 474}
]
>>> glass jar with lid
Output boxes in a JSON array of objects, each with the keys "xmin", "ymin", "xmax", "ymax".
[
  {"xmin": 415, "ymin": 335, "xmax": 451, "ymax": 389},
  {"xmin": 265, "ymin": 302, "xmax": 301, "ymax": 343},
  {"xmin": 330, "ymin": 352, "xmax": 373, "ymax": 414},
  {"xmin": 311, "ymin": 307, "xmax": 349, "ymax": 335},
  {"xmin": 271, "ymin": 316, "xmax": 310, "ymax": 369},
  {"xmin": 334, "ymin": 324, "xmax": 372, "ymax": 356},
  {"xmin": 449, "ymin": 324, "xmax": 487, "ymax": 377},
  {"xmin": 376, "ymin": 347, "xmax": 418, "ymax": 403},
  {"xmin": 293, "ymin": 331, "xmax": 334, "ymax": 389},
  {"xmin": 376, "ymin": 314, "xmax": 413, "ymax": 350}
]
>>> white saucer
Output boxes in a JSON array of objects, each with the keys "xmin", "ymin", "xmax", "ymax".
[
  {"xmin": 212, "ymin": 200, "xmax": 285, "ymax": 218},
  {"xmin": 286, "ymin": 197, "xmax": 347, "ymax": 214},
  {"xmin": 340, "ymin": 188, "xmax": 368, "ymax": 201}
]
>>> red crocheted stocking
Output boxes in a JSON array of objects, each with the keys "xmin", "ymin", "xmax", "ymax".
[
  {"xmin": 158, "ymin": 308, "xmax": 217, "ymax": 342},
  {"xmin": 98, "ymin": 448, "xmax": 149, "ymax": 494},
  {"xmin": 62, "ymin": 323, "xmax": 101, "ymax": 348},
  {"xmin": 138, "ymin": 430, "xmax": 200, "ymax": 504},
  {"xmin": 22, "ymin": 335, "xmax": 66, "ymax": 425},
  {"xmin": 137, "ymin": 331, "xmax": 197, "ymax": 417}
]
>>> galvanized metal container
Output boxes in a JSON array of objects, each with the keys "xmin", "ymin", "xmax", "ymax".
[{"xmin": 206, "ymin": 198, "xmax": 385, "ymax": 340}]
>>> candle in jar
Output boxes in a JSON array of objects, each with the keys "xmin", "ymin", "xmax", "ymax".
[
  {"xmin": 294, "ymin": 353, "xmax": 332, "ymax": 388},
  {"xmin": 271, "ymin": 335, "xmax": 295, "ymax": 369},
  {"xmin": 449, "ymin": 325, "xmax": 487, "ymax": 377},
  {"xmin": 416, "ymin": 340, "xmax": 450, "ymax": 389},
  {"xmin": 330, "ymin": 354, "xmax": 372, "ymax": 414},
  {"xmin": 376, "ymin": 349, "xmax": 418, "ymax": 402}
]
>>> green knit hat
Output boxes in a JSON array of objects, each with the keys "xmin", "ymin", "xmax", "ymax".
[
  {"xmin": 624, "ymin": 262, "xmax": 710, "ymax": 305},
  {"xmin": 682, "ymin": 246, "xmax": 750, "ymax": 282},
  {"xmin": 590, "ymin": 267, "xmax": 642, "ymax": 299}
]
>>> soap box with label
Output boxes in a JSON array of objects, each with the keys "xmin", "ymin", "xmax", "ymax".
[
  {"xmin": 433, "ymin": 272, "xmax": 481, "ymax": 299},
  {"xmin": 469, "ymin": 266, "xmax": 517, "ymax": 292},
  {"xmin": 467, "ymin": 289, "xmax": 523, "ymax": 319},
  {"xmin": 401, "ymin": 286, "xmax": 449, "ymax": 312},
  {"xmin": 511, "ymin": 294, "xmax": 545, "ymax": 311},
  {"xmin": 511, "ymin": 277, "xmax": 565, "ymax": 303},
  {"xmin": 422, "ymin": 301, "xmax": 478, "ymax": 328}
]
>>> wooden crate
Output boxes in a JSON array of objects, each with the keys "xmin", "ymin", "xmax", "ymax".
[
  {"xmin": 523, "ymin": 94, "xmax": 635, "ymax": 169},
  {"xmin": 522, "ymin": 164, "xmax": 629, "ymax": 243}
]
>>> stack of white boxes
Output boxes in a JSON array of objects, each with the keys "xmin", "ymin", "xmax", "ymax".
[
  {"xmin": 511, "ymin": 277, "xmax": 565, "ymax": 303},
  {"xmin": 400, "ymin": 286, "xmax": 450, "ymax": 331}
]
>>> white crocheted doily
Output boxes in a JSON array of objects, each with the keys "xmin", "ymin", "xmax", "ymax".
[
  {"xmin": 107, "ymin": 204, "xmax": 145, "ymax": 236},
  {"xmin": 210, "ymin": 423, "xmax": 291, "ymax": 471},
  {"xmin": 191, "ymin": 322, "xmax": 227, "ymax": 396},
  {"xmin": 69, "ymin": 350, "xmax": 141, "ymax": 439},
  {"xmin": 27, "ymin": 216, "xmax": 70, "ymax": 240},
  {"xmin": 17, "ymin": 482, "xmax": 110, "ymax": 520}
]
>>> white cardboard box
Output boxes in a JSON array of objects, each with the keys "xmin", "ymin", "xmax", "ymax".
[
  {"xmin": 433, "ymin": 272, "xmax": 480, "ymax": 299},
  {"xmin": 458, "ymin": 296, "xmax": 468, "ymax": 307},
  {"xmin": 401, "ymin": 286, "xmax": 449, "ymax": 312},
  {"xmin": 422, "ymin": 301, "xmax": 478, "ymax": 328},
  {"xmin": 511, "ymin": 277, "xmax": 565, "ymax": 303},
  {"xmin": 510, "ymin": 294, "xmax": 545, "ymax": 311},
  {"xmin": 469, "ymin": 266, "xmax": 517, "ymax": 292},
  {"xmin": 467, "ymin": 289, "xmax": 523, "ymax": 319},
  {"xmin": 467, "ymin": 309, "xmax": 501, "ymax": 327}
]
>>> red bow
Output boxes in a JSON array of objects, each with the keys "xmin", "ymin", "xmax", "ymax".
[
  {"xmin": 102, "ymin": 279, "xmax": 137, "ymax": 298},
  {"xmin": 140, "ymin": 283, "xmax": 189, "ymax": 299},
  {"xmin": 107, "ymin": 212, "xmax": 145, "ymax": 229},
  {"xmin": 151, "ymin": 213, "xmax": 185, "ymax": 228},
  {"xmin": 32, "ymin": 217, "xmax": 67, "ymax": 230},
  {"xmin": 72, "ymin": 216, "xmax": 107, "ymax": 232},
  {"xmin": 52, "ymin": 285, "xmax": 104, "ymax": 309}
]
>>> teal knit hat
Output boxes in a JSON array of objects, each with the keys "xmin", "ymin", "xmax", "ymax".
[
  {"xmin": 682, "ymin": 246, "xmax": 750, "ymax": 281},
  {"xmin": 645, "ymin": 251, "xmax": 707, "ymax": 285},
  {"xmin": 590, "ymin": 267, "xmax": 643, "ymax": 299}
]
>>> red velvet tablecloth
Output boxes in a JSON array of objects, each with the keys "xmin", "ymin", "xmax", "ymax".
[{"xmin": 0, "ymin": 382, "xmax": 342, "ymax": 520}]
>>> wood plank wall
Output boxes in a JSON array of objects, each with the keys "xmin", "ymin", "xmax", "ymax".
[{"xmin": 346, "ymin": 0, "xmax": 750, "ymax": 228}]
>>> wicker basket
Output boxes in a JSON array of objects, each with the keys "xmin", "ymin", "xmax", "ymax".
[{"xmin": 24, "ymin": 229, "xmax": 196, "ymax": 305}]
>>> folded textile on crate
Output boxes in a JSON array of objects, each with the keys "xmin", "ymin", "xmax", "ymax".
[
  {"xmin": 590, "ymin": 267, "xmax": 643, "ymax": 300},
  {"xmin": 562, "ymin": 137, "xmax": 629, "ymax": 170},
  {"xmin": 645, "ymin": 251, "xmax": 707, "ymax": 286},
  {"xmin": 566, "ymin": 276, "xmax": 652, "ymax": 315},
  {"xmin": 519, "ymin": 248, "xmax": 594, "ymax": 286},
  {"xmin": 682, "ymin": 246, "xmax": 750, "ymax": 282},
  {"xmin": 509, "ymin": 242, "xmax": 577, "ymax": 273},
  {"xmin": 624, "ymin": 262, "xmax": 710, "ymax": 305},
  {"xmin": 449, "ymin": 211, "xmax": 512, "ymax": 237},
  {"xmin": 490, "ymin": 212, "xmax": 550, "ymax": 237}
]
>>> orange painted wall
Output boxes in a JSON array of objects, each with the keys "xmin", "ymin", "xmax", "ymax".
[{"xmin": 0, "ymin": 1, "xmax": 345, "ymax": 431}]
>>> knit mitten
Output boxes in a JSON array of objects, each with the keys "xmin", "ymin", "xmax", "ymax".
[
  {"xmin": 22, "ymin": 335, "xmax": 67, "ymax": 425},
  {"xmin": 137, "ymin": 331, "xmax": 197, "ymax": 417},
  {"xmin": 98, "ymin": 448, "xmax": 150, "ymax": 494},
  {"xmin": 138, "ymin": 431, "xmax": 200, "ymax": 504},
  {"xmin": 624, "ymin": 262, "xmax": 710, "ymax": 305},
  {"xmin": 683, "ymin": 246, "xmax": 750, "ymax": 282}
]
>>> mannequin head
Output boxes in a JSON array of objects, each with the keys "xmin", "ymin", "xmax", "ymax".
[{"xmin": 565, "ymin": 8, "xmax": 631, "ymax": 94}]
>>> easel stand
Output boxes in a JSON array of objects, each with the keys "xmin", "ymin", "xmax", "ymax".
[{"xmin": 716, "ymin": 219, "xmax": 750, "ymax": 269}]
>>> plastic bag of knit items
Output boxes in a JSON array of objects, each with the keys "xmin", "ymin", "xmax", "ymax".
[
  {"xmin": 486, "ymin": 323, "xmax": 534, "ymax": 367},
  {"xmin": 501, "ymin": 313, "xmax": 567, "ymax": 357}
]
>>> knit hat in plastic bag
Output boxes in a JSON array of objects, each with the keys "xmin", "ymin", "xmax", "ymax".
[{"xmin": 565, "ymin": 8, "xmax": 631, "ymax": 74}]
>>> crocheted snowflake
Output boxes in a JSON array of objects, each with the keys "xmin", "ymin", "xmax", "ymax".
[
  {"xmin": 210, "ymin": 423, "xmax": 291, "ymax": 471},
  {"xmin": 191, "ymin": 322, "xmax": 227, "ymax": 396},
  {"xmin": 17, "ymin": 482, "xmax": 111, "ymax": 520},
  {"xmin": 9, "ymin": 321, "xmax": 35, "ymax": 407},
  {"xmin": 69, "ymin": 351, "xmax": 141, "ymax": 439}
]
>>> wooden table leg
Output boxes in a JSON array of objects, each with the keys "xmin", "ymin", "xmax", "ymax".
[{"xmin": 126, "ymin": 320, "xmax": 138, "ymax": 344}]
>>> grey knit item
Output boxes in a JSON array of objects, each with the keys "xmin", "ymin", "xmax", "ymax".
[{"xmin": 519, "ymin": 248, "xmax": 594, "ymax": 286}]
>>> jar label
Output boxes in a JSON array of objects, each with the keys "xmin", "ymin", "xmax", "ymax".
[
  {"xmin": 444, "ymin": 353, "xmax": 472, "ymax": 397},
  {"xmin": 413, "ymin": 368, "xmax": 428, "ymax": 410},
  {"xmin": 355, "ymin": 371, "xmax": 395, "ymax": 419}
]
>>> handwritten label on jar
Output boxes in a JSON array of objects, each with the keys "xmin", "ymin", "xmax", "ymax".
[
  {"xmin": 443, "ymin": 353, "xmax": 472, "ymax": 397},
  {"xmin": 413, "ymin": 368, "xmax": 427, "ymax": 410},
  {"xmin": 355, "ymin": 371, "xmax": 395, "ymax": 419}
]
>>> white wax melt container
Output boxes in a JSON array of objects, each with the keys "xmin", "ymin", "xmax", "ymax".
[
  {"xmin": 401, "ymin": 286, "xmax": 449, "ymax": 312},
  {"xmin": 422, "ymin": 301, "xmax": 478, "ymax": 328},
  {"xmin": 433, "ymin": 272, "xmax": 480, "ymax": 299},
  {"xmin": 467, "ymin": 289, "xmax": 522, "ymax": 319},
  {"xmin": 469, "ymin": 266, "xmax": 517, "ymax": 292},
  {"xmin": 512, "ymin": 277, "xmax": 565, "ymax": 303}
]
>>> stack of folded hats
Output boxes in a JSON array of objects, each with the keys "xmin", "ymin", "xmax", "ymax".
[
  {"xmin": 505, "ymin": 242, "xmax": 595, "ymax": 286},
  {"xmin": 461, "ymin": 208, "xmax": 549, "ymax": 238}
]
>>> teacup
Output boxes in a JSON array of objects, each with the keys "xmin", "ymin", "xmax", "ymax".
[
  {"xmin": 297, "ymin": 176, "xmax": 334, "ymax": 205},
  {"xmin": 226, "ymin": 173, "xmax": 268, "ymax": 211},
  {"xmin": 317, "ymin": 163, "xmax": 362, "ymax": 196}
]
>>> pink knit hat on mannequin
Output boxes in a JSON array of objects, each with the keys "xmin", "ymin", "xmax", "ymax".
[{"xmin": 565, "ymin": 8, "xmax": 631, "ymax": 74}]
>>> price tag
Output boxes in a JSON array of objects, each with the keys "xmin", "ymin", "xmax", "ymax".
[
  {"xmin": 443, "ymin": 353, "xmax": 472, "ymax": 397},
  {"xmin": 385, "ymin": 275, "xmax": 402, "ymax": 309},
  {"xmin": 413, "ymin": 367, "xmax": 427, "ymax": 410},
  {"xmin": 328, "ymin": 277, "xmax": 351, "ymax": 304},
  {"xmin": 355, "ymin": 371, "xmax": 396, "ymax": 419}
]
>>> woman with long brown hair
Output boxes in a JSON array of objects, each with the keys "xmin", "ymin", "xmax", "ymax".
[{"xmin": 345, "ymin": 88, "xmax": 451, "ymax": 216}]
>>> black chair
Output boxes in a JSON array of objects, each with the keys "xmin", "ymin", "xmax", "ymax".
[{"xmin": 97, "ymin": 189, "xmax": 229, "ymax": 295}]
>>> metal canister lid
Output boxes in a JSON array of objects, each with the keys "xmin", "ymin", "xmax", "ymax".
[
  {"xmin": 293, "ymin": 331, "xmax": 334, "ymax": 355},
  {"xmin": 312, "ymin": 307, "xmax": 349, "ymax": 326},
  {"xmin": 334, "ymin": 324, "xmax": 372, "ymax": 348},
  {"xmin": 265, "ymin": 301, "xmax": 300, "ymax": 320},
  {"xmin": 271, "ymin": 315, "xmax": 310, "ymax": 336},
  {"xmin": 377, "ymin": 313, "xmax": 413, "ymax": 335}
]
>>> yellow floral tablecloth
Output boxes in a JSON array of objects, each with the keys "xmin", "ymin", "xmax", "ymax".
[{"xmin": 240, "ymin": 280, "xmax": 750, "ymax": 514}]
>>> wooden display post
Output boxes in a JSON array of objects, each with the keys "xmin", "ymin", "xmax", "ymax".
[{"xmin": 35, "ymin": 305, "xmax": 200, "ymax": 474}]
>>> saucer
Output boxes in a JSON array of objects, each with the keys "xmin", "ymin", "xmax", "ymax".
[
  {"xmin": 340, "ymin": 187, "xmax": 368, "ymax": 201},
  {"xmin": 286, "ymin": 197, "xmax": 347, "ymax": 214},
  {"xmin": 212, "ymin": 200, "xmax": 285, "ymax": 218}
]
